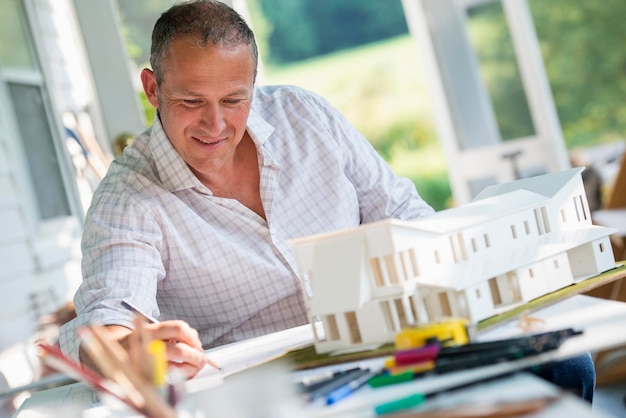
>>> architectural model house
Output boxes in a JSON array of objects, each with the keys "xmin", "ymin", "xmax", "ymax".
[{"xmin": 288, "ymin": 167, "xmax": 618, "ymax": 355}]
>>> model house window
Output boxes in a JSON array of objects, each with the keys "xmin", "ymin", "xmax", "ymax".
[
  {"xmin": 534, "ymin": 207, "xmax": 550, "ymax": 235},
  {"xmin": 409, "ymin": 248, "xmax": 420, "ymax": 277},
  {"xmin": 370, "ymin": 258, "xmax": 386, "ymax": 287},
  {"xmin": 345, "ymin": 311, "xmax": 362, "ymax": 344},
  {"xmin": 409, "ymin": 295, "xmax": 422, "ymax": 323},
  {"xmin": 534, "ymin": 209, "xmax": 544, "ymax": 234},
  {"xmin": 449, "ymin": 235, "xmax": 460, "ymax": 263},
  {"xmin": 394, "ymin": 299, "xmax": 412, "ymax": 328},
  {"xmin": 400, "ymin": 249, "xmax": 417, "ymax": 280},
  {"xmin": 456, "ymin": 232, "xmax": 468, "ymax": 261},
  {"xmin": 384, "ymin": 254, "xmax": 401, "ymax": 284},
  {"xmin": 524, "ymin": 220, "xmax": 531, "ymax": 235},
  {"xmin": 434, "ymin": 250, "xmax": 441, "ymax": 264},
  {"xmin": 511, "ymin": 225, "xmax": 517, "ymax": 239},
  {"xmin": 471, "ymin": 237, "xmax": 478, "ymax": 252},
  {"xmin": 324, "ymin": 314, "xmax": 339, "ymax": 341},
  {"xmin": 541, "ymin": 207, "xmax": 551, "ymax": 232},
  {"xmin": 438, "ymin": 292, "xmax": 452, "ymax": 316},
  {"xmin": 573, "ymin": 194, "xmax": 588, "ymax": 222},
  {"xmin": 488, "ymin": 277, "xmax": 502, "ymax": 305},
  {"xmin": 380, "ymin": 301, "xmax": 395, "ymax": 333},
  {"xmin": 599, "ymin": 242, "xmax": 605, "ymax": 253},
  {"xmin": 529, "ymin": 268, "xmax": 535, "ymax": 278},
  {"xmin": 484, "ymin": 233, "xmax": 491, "ymax": 248},
  {"xmin": 554, "ymin": 259, "xmax": 559, "ymax": 269},
  {"xmin": 560, "ymin": 209, "xmax": 567, "ymax": 223}
]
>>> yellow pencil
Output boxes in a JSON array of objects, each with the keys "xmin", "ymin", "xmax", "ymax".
[{"xmin": 148, "ymin": 339, "xmax": 168, "ymax": 399}]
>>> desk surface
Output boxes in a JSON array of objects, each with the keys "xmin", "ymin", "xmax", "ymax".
[{"xmin": 15, "ymin": 294, "xmax": 626, "ymax": 418}]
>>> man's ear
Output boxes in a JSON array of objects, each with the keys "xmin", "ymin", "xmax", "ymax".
[{"xmin": 141, "ymin": 68, "xmax": 159, "ymax": 108}]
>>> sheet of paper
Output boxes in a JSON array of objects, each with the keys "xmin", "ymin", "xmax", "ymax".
[{"xmin": 185, "ymin": 324, "xmax": 315, "ymax": 393}]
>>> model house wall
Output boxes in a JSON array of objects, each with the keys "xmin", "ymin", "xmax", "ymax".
[{"xmin": 289, "ymin": 167, "xmax": 617, "ymax": 354}]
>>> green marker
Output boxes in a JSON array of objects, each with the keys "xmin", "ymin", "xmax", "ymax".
[
  {"xmin": 374, "ymin": 393, "xmax": 427, "ymax": 415},
  {"xmin": 368, "ymin": 370, "xmax": 414, "ymax": 388}
]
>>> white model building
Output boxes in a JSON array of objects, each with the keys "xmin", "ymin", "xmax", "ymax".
[{"xmin": 288, "ymin": 167, "xmax": 617, "ymax": 354}]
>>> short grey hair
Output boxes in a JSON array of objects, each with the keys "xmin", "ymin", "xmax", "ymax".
[{"xmin": 150, "ymin": 0, "xmax": 258, "ymax": 84}]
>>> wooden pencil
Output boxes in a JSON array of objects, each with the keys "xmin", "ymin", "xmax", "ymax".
[
  {"xmin": 77, "ymin": 326, "xmax": 146, "ymax": 409},
  {"xmin": 87, "ymin": 325, "xmax": 177, "ymax": 418},
  {"xmin": 38, "ymin": 342, "xmax": 143, "ymax": 415}
]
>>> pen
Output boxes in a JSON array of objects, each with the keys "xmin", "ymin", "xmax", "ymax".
[
  {"xmin": 372, "ymin": 372, "xmax": 517, "ymax": 416},
  {"xmin": 368, "ymin": 369, "xmax": 424, "ymax": 388},
  {"xmin": 325, "ymin": 369, "xmax": 376, "ymax": 405},
  {"xmin": 121, "ymin": 299, "xmax": 222, "ymax": 372},
  {"xmin": 306, "ymin": 368, "xmax": 369, "ymax": 402},
  {"xmin": 374, "ymin": 393, "xmax": 426, "ymax": 415},
  {"xmin": 298, "ymin": 367, "xmax": 361, "ymax": 394},
  {"xmin": 394, "ymin": 343, "xmax": 439, "ymax": 366}
]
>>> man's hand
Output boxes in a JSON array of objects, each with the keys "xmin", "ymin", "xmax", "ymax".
[
  {"xmin": 79, "ymin": 321, "xmax": 206, "ymax": 380},
  {"xmin": 143, "ymin": 320, "xmax": 206, "ymax": 379}
]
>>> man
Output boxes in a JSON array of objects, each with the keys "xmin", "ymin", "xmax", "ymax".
[
  {"xmin": 59, "ymin": 0, "xmax": 595, "ymax": 402},
  {"xmin": 59, "ymin": 0, "xmax": 433, "ymax": 378}
]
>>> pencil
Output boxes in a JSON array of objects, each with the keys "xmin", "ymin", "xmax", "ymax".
[
  {"xmin": 121, "ymin": 299, "xmax": 159, "ymax": 323},
  {"xmin": 38, "ymin": 342, "xmax": 144, "ymax": 415},
  {"xmin": 121, "ymin": 299, "xmax": 222, "ymax": 372},
  {"xmin": 78, "ymin": 326, "xmax": 146, "ymax": 409},
  {"xmin": 87, "ymin": 325, "xmax": 177, "ymax": 418}
]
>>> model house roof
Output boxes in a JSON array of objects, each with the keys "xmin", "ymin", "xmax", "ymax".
[
  {"xmin": 408, "ymin": 189, "xmax": 548, "ymax": 234},
  {"xmin": 288, "ymin": 189, "xmax": 548, "ymax": 247},
  {"xmin": 474, "ymin": 167, "xmax": 585, "ymax": 201}
]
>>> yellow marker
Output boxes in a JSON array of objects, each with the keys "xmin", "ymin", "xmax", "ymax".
[
  {"xmin": 388, "ymin": 360, "xmax": 435, "ymax": 376},
  {"xmin": 148, "ymin": 339, "xmax": 168, "ymax": 393},
  {"xmin": 395, "ymin": 318, "xmax": 469, "ymax": 350}
]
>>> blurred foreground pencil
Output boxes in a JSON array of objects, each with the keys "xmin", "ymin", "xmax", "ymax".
[{"xmin": 121, "ymin": 299, "xmax": 223, "ymax": 372}]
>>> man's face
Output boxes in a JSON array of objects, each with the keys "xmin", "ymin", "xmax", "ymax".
[{"xmin": 142, "ymin": 37, "xmax": 255, "ymax": 178}]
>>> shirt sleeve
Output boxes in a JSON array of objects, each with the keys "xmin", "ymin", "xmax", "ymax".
[{"xmin": 59, "ymin": 178, "xmax": 165, "ymax": 361}]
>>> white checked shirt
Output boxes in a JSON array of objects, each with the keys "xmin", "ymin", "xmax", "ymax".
[{"xmin": 59, "ymin": 85, "xmax": 434, "ymax": 361}]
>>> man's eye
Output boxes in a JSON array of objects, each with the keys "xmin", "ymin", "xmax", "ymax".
[
  {"xmin": 224, "ymin": 99, "xmax": 241, "ymax": 105},
  {"xmin": 183, "ymin": 99, "xmax": 200, "ymax": 105}
]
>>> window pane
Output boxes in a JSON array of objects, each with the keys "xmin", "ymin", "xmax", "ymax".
[
  {"xmin": 8, "ymin": 82, "xmax": 70, "ymax": 220},
  {"xmin": 0, "ymin": 0, "xmax": 36, "ymax": 70},
  {"xmin": 466, "ymin": 1, "xmax": 535, "ymax": 141}
]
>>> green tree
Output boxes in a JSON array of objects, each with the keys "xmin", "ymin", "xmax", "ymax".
[
  {"xmin": 257, "ymin": 0, "xmax": 408, "ymax": 64},
  {"xmin": 530, "ymin": 0, "xmax": 626, "ymax": 148}
]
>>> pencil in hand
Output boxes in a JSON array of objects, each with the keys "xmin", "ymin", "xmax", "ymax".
[{"xmin": 121, "ymin": 299, "xmax": 222, "ymax": 372}]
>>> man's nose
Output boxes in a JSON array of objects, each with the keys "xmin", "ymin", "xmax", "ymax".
[{"xmin": 200, "ymin": 104, "xmax": 226, "ymax": 135}]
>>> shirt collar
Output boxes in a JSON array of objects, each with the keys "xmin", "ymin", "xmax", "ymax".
[{"xmin": 149, "ymin": 116, "xmax": 204, "ymax": 193}]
